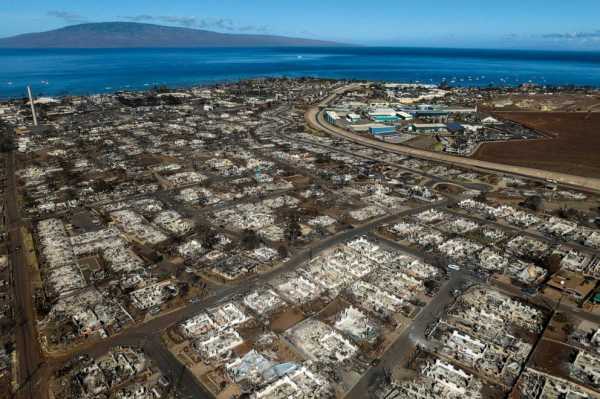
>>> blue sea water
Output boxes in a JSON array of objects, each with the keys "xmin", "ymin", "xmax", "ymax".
[{"xmin": 1, "ymin": 47, "xmax": 600, "ymax": 99}]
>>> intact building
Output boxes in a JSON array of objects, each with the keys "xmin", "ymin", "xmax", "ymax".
[{"xmin": 409, "ymin": 123, "xmax": 448, "ymax": 134}]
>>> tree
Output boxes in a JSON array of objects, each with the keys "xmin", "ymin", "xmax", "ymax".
[
  {"xmin": 4, "ymin": 342, "xmax": 14, "ymax": 354},
  {"xmin": 203, "ymin": 230, "xmax": 220, "ymax": 251},
  {"xmin": 520, "ymin": 195, "xmax": 543, "ymax": 212},
  {"xmin": 277, "ymin": 245, "xmax": 289, "ymax": 259},
  {"xmin": 558, "ymin": 207, "xmax": 582, "ymax": 221},
  {"xmin": 562, "ymin": 323, "xmax": 575, "ymax": 336},
  {"xmin": 285, "ymin": 213, "xmax": 302, "ymax": 242},
  {"xmin": 93, "ymin": 179, "xmax": 115, "ymax": 193},
  {"xmin": 554, "ymin": 312, "xmax": 567, "ymax": 323},
  {"xmin": 424, "ymin": 279, "xmax": 438, "ymax": 292},
  {"xmin": 179, "ymin": 282, "xmax": 190, "ymax": 296},
  {"xmin": 543, "ymin": 254, "xmax": 563, "ymax": 274},
  {"xmin": 241, "ymin": 229, "xmax": 261, "ymax": 250},
  {"xmin": 474, "ymin": 192, "xmax": 487, "ymax": 203},
  {"xmin": 315, "ymin": 225, "xmax": 327, "ymax": 237},
  {"xmin": 161, "ymin": 95, "xmax": 183, "ymax": 106},
  {"xmin": 0, "ymin": 133, "xmax": 15, "ymax": 152},
  {"xmin": 315, "ymin": 153, "xmax": 331, "ymax": 164}
]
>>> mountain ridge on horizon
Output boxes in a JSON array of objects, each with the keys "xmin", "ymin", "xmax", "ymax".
[{"xmin": 0, "ymin": 22, "xmax": 347, "ymax": 48}]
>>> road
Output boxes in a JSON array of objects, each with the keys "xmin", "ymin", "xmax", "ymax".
[
  {"xmin": 9, "ymin": 84, "xmax": 598, "ymax": 398},
  {"xmin": 5, "ymin": 94, "xmax": 451, "ymax": 397},
  {"xmin": 62, "ymin": 199, "xmax": 451, "ymax": 357},
  {"xmin": 305, "ymin": 93, "xmax": 600, "ymax": 193},
  {"xmin": 345, "ymin": 269, "xmax": 472, "ymax": 399},
  {"xmin": 35, "ymin": 197, "xmax": 449, "ymax": 397},
  {"xmin": 142, "ymin": 336, "xmax": 213, "ymax": 399},
  {"xmin": 5, "ymin": 150, "xmax": 44, "ymax": 399},
  {"xmin": 444, "ymin": 207, "xmax": 600, "ymax": 257}
]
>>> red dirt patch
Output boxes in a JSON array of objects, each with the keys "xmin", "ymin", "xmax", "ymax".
[{"xmin": 473, "ymin": 112, "xmax": 600, "ymax": 178}]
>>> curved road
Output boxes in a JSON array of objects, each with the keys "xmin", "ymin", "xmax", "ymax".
[
  {"xmin": 306, "ymin": 88, "xmax": 600, "ymax": 193},
  {"xmin": 9, "ymin": 84, "xmax": 597, "ymax": 398},
  {"xmin": 37, "ymin": 198, "xmax": 450, "ymax": 398}
]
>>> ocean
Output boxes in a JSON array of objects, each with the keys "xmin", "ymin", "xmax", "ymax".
[{"xmin": 1, "ymin": 47, "xmax": 600, "ymax": 99}]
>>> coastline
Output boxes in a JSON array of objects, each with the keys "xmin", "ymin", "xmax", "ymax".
[{"xmin": 2, "ymin": 46, "xmax": 600, "ymax": 99}]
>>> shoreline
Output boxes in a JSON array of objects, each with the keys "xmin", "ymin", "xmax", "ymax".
[
  {"xmin": 2, "ymin": 76, "xmax": 600, "ymax": 102},
  {"xmin": 2, "ymin": 46, "xmax": 600, "ymax": 99}
]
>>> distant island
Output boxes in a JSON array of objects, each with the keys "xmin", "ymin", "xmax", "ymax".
[{"xmin": 0, "ymin": 22, "xmax": 345, "ymax": 48}]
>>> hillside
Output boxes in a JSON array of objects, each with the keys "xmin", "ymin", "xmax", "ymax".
[{"xmin": 0, "ymin": 22, "xmax": 344, "ymax": 48}]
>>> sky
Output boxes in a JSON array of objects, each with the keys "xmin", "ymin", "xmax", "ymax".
[{"xmin": 1, "ymin": 0, "xmax": 600, "ymax": 50}]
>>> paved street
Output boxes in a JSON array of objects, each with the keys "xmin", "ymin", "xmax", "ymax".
[
  {"xmin": 306, "ymin": 95, "xmax": 600, "ymax": 194},
  {"xmin": 40, "ymin": 198, "xmax": 450, "ymax": 396},
  {"xmin": 345, "ymin": 269, "xmax": 472, "ymax": 399},
  {"xmin": 5, "ymin": 149, "xmax": 45, "ymax": 399},
  {"xmin": 5, "ymin": 82, "xmax": 600, "ymax": 399}
]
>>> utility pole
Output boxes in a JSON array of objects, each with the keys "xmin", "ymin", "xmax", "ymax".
[{"xmin": 27, "ymin": 86, "xmax": 38, "ymax": 126}]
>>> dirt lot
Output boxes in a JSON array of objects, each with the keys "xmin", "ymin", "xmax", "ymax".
[
  {"xmin": 405, "ymin": 135, "xmax": 440, "ymax": 151},
  {"xmin": 529, "ymin": 338, "xmax": 575, "ymax": 378},
  {"xmin": 473, "ymin": 112, "xmax": 600, "ymax": 178}
]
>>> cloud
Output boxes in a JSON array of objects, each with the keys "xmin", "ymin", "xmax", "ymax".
[
  {"xmin": 120, "ymin": 15, "xmax": 268, "ymax": 33},
  {"xmin": 238, "ymin": 25, "xmax": 269, "ymax": 33},
  {"xmin": 47, "ymin": 10, "xmax": 87, "ymax": 24},
  {"xmin": 541, "ymin": 30, "xmax": 600, "ymax": 40},
  {"xmin": 120, "ymin": 14, "xmax": 155, "ymax": 23},
  {"xmin": 159, "ymin": 16, "xmax": 202, "ymax": 29}
]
